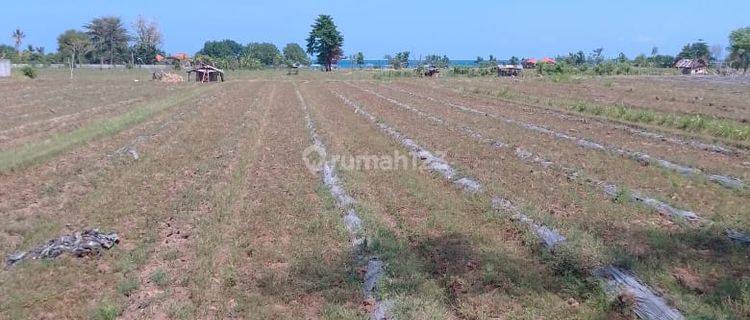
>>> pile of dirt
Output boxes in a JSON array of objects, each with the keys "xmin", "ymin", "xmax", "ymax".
[{"xmin": 153, "ymin": 71, "xmax": 184, "ymax": 83}]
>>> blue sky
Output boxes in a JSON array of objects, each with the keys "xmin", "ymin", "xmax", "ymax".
[{"xmin": 2, "ymin": 0, "xmax": 748, "ymax": 60}]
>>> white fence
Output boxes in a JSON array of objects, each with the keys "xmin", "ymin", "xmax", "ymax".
[
  {"xmin": 0, "ymin": 59, "xmax": 10, "ymax": 77},
  {"xmin": 11, "ymin": 63, "xmax": 172, "ymax": 70}
]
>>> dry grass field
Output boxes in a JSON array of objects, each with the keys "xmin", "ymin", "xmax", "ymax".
[{"xmin": 0, "ymin": 69, "xmax": 748, "ymax": 319}]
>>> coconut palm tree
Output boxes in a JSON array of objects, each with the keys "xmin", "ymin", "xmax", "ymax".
[{"xmin": 11, "ymin": 28, "xmax": 25, "ymax": 52}]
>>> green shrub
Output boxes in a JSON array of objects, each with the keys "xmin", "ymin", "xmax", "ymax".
[
  {"xmin": 116, "ymin": 277, "xmax": 139, "ymax": 296},
  {"xmin": 149, "ymin": 269, "xmax": 169, "ymax": 287},
  {"xmin": 91, "ymin": 301, "xmax": 121, "ymax": 320},
  {"xmin": 448, "ymin": 66, "xmax": 494, "ymax": 77},
  {"xmin": 20, "ymin": 66, "xmax": 37, "ymax": 79}
]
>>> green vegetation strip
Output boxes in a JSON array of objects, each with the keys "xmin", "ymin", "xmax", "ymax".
[
  {"xmin": 569, "ymin": 101, "xmax": 750, "ymax": 142},
  {"xmin": 0, "ymin": 87, "xmax": 207, "ymax": 172},
  {"xmin": 465, "ymin": 86, "xmax": 750, "ymax": 142}
]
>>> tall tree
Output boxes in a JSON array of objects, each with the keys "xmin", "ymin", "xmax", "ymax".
[
  {"xmin": 677, "ymin": 41, "xmax": 711, "ymax": 61},
  {"xmin": 306, "ymin": 14, "xmax": 343, "ymax": 71},
  {"xmin": 728, "ymin": 27, "xmax": 750, "ymax": 73},
  {"xmin": 355, "ymin": 52, "xmax": 364, "ymax": 68},
  {"xmin": 11, "ymin": 28, "xmax": 25, "ymax": 52},
  {"xmin": 84, "ymin": 16, "xmax": 129, "ymax": 64},
  {"xmin": 425, "ymin": 54, "xmax": 449, "ymax": 68},
  {"xmin": 198, "ymin": 39, "xmax": 244, "ymax": 60},
  {"xmin": 132, "ymin": 16, "xmax": 163, "ymax": 64},
  {"xmin": 57, "ymin": 29, "xmax": 92, "ymax": 66},
  {"xmin": 283, "ymin": 43, "xmax": 311, "ymax": 66},
  {"xmin": 245, "ymin": 42, "xmax": 281, "ymax": 66},
  {"xmin": 388, "ymin": 51, "xmax": 409, "ymax": 69},
  {"xmin": 617, "ymin": 52, "xmax": 628, "ymax": 63},
  {"xmin": 590, "ymin": 48, "xmax": 604, "ymax": 64}
]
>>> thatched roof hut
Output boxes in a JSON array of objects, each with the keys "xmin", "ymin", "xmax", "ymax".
[
  {"xmin": 186, "ymin": 64, "xmax": 225, "ymax": 82},
  {"xmin": 674, "ymin": 58, "xmax": 708, "ymax": 75}
]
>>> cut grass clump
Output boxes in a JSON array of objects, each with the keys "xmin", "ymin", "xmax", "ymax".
[
  {"xmin": 149, "ymin": 269, "xmax": 169, "ymax": 287},
  {"xmin": 167, "ymin": 301, "xmax": 197, "ymax": 320},
  {"xmin": 116, "ymin": 277, "xmax": 139, "ymax": 297},
  {"xmin": 90, "ymin": 300, "xmax": 121, "ymax": 320}
]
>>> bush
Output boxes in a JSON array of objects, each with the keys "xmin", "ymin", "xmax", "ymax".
[
  {"xmin": 593, "ymin": 61, "xmax": 633, "ymax": 75},
  {"xmin": 448, "ymin": 66, "xmax": 495, "ymax": 77},
  {"xmin": 20, "ymin": 66, "xmax": 37, "ymax": 79}
]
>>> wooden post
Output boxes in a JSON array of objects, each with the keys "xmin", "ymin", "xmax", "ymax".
[{"xmin": 69, "ymin": 56, "xmax": 74, "ymax": 80}]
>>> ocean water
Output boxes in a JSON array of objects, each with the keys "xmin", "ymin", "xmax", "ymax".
[{"xmin": 334, "ymin": 59, "xmax": 480, "ymax": 68}]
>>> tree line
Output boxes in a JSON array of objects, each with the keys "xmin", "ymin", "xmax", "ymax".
[
  {"xmin": 192, "ymin": 15, "xmax": 345, "ymax": 71},
  {"xmin": 1, "ymin": 15, "xmax": 747, "ymax": 74},
  {"xmin": 1, "ymin": 16, "xmax": 163, "ymax": 67},
  {"xmin": 194, "ymin": 40, "xmax": 311, "ymax": 70}
]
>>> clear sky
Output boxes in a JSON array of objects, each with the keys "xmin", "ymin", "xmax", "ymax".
[{"xmin": 2, "ymin": 0, "xmax": 748, "ymax": 60}]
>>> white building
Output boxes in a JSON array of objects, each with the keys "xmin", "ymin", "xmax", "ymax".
[{"xmin": 0, "ymin": 59, "xmax": 10, "ymax": 77}]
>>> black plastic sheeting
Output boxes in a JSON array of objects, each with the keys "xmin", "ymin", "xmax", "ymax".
[{"xmin": 6, "ymin": 229, "xmax": 119, "ymax": 267}]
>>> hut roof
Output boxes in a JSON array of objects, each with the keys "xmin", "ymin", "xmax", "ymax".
[
  {"xmin": 675, "ymin": 58, "xmax": 707, "ymax": 69},
  {"xmin": 539, "ymin": 57, "xmax": 557, "ymax": 64},
  {"xmin": 186, "ymin": 64, "xmax": 224, "ymax": 74}
]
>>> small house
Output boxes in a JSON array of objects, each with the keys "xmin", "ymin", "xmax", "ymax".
[
  {"xmin": 674, "ymin": 58, "xmax": 708, "ymax": 75},
  {"xmin": 497, "ymin": 64, "xmax": 522, "ymax": 77},
  {"xmin": 522, "ymin": 58, "xmax": 537, "ymax": 69},
  {"xmin": 539, "ymin": 57, "xmax": 557, "ymax": 64},
  {"xmin": 422, "ymin": 65, "xmax": 440, "ymax": 77},
  {"xmin": 0, "ymin": 59, "xmax": 10, "ymax": 78},
  {"xmin": 186, "ymin": 64, "xmax": 224, "ymax": 82},
  {"xmin": 523, "ymin": 57, "xmax": 556, "ymax": 69}
]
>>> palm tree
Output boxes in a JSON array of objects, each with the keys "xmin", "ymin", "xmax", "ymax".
[
  {"xmin": 84, "ymin": 17, "xmax": 129, "ymax": 65},
  {"xmin": 11, "ymin": 28, "xmax": 25, "ymax": 52}
]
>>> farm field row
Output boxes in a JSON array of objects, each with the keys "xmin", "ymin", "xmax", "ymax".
[
  {"xmin": 419, "ymin": 76, "xmax": 750, "ymax": 144},
  {"xmin": 434, "ymin": 76, "xmax": 750, "ymax": 122},
  {"xmin": 1, "ymin": 74, "xmax": 748, "ymax": 319}
]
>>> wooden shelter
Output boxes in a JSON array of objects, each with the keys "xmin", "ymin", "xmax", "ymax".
[
  {"xmin": 287, "ymin": 63, "xmax": 300, "ymax": 75},
  {"xmin": 497, "ymin": 64, "xmax": 522, "ymax": 77},
  {"xmin": 674, "ymin": 58, "xmax": 708, "ymax": 75},
  {"xmin": 522, "ymin": 58, "xmax": 537, "ymax": 69},
  {"xmin": 186, "ymin": 64, "xmax": 224, "ymax": 82},
  {"xmin": 422, "ymin": 65, "xmax": 440, "ymax": 77}
]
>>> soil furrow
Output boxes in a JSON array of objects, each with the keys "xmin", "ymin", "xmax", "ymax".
[
  {"xmin": 346, "ymin": 82, "xmax": 748, "ymax": 243},
  {"xmin": 303, "ymin": 82, "xmax": 589, "ymax": 318},
  {"xmin": 389, "ymin": 81, "xmax": 750, "ymax": 178},
  {"xmin": 333, "ymin": 89, "xmax": 685, "ymax": 320}
]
